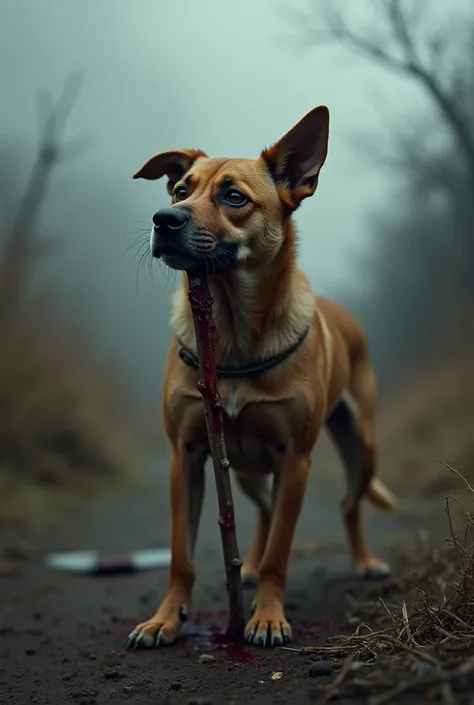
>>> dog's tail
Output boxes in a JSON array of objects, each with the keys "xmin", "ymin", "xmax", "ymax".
[{"xmin": 366, "ymin": 478, "xmax": 397, "ymax": 510}]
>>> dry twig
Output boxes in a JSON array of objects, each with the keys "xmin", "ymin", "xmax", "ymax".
[
  {"xmin": 298, "ymin": 463, "xmax": 474, "ymax": 702},
  {"xmin": 370, "ymin": 655, "xmax": 474, "ymax": 705}
]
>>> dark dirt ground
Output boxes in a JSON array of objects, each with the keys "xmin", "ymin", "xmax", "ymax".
[{"xmin": 0, "ymin": 446, "xmax": 444, "ymax": 705}]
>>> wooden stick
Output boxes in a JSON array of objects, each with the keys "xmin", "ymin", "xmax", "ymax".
[{"xmin": 187, "ymin": 272, "xmax": 245, "ymax": 641}]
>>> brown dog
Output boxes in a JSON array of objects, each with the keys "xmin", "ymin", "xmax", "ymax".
[{"xmin": 127, "ymin": 106, "xmax": 396, "ymax": 650}]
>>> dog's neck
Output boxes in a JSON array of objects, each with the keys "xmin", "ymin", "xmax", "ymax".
[{"xmin": 170, "ymin": 220, "xmax": 316, "ymax": 366}]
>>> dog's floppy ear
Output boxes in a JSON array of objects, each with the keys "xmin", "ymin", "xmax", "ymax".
[
  {"xmin": 260, "ymin": 106, "xmax": 329, "ymax": 209},
  {"xmin": 133, "ymin": 149, "xmax": 208, "ymax": 195}
]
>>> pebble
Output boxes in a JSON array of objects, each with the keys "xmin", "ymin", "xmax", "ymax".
[
  {"xmin": 198, "ymin": 654, "xmax": 216, "ymax": 665},
  {"xmin": 346, "ymin": 616, "xmax": 361, "ymax": 628},
  {"xmin": 170, "ymin": 682, "xmax": 182, "ymax": 691},
  {"xmin": 103, "ymin": 669, "xmax": 126, "ymax": 680},
  {"xmin": 308, "ymin": 661, "xmax": 334, "ymax": 678}
]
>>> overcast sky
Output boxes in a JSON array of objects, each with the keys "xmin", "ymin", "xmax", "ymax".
[{"xmin": 0, "ymin": 0, "xmax": 429, "ymax": 405}]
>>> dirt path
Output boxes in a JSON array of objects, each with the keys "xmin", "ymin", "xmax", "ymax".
[{"xmin": 0, "ymin": 449, "xmax": 430, "ymax": 705}]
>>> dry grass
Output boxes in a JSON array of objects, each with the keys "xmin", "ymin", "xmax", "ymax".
[
  {"xmin": 287, "ymin": 469, "xmax": 474, "ymax": 703},
  {"xmin": 377, "ymin": 349, "xmax": 474, "ymax": 500},
  {"xmin": 0, "ymin": 278, "xmax": 152, "ymax": 525},
  {"xmin": 321, "ymin": 344, "xmax": 474, "ymax": 510}
]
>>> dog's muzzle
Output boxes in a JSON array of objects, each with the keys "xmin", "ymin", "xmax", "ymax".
[
  {"xmin": 150, "ymin": 207, "xmax": 192, "ymax": 260},
  {"xmin": 150, "ymin": 207, "xmax": 240, "ymax": 273}
]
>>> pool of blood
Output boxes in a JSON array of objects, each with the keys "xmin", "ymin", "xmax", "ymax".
[
  {"xmin": 116, "ymin": 611, "xmax": 339, "ymax": 662},
  {"xmin": 185, "ymin": 612, "xmax": 262, "ymax": 665},
  {"xmin": 184, "ymin": 612, "xmax": 339, "ymax": 663}
]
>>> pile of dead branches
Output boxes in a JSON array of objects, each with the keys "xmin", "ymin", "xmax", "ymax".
[{"xmin": 295, "ymin": 467, "xmax": 474, "ymax": 704}]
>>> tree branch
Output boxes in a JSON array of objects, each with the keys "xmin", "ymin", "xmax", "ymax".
[
  {"xmin": 187, "ymin": 273, "xmax": 245, "ymax": 642},
  {"xmin": 317, "ymin": 0, "xmax": 474, "ymax": 174}
]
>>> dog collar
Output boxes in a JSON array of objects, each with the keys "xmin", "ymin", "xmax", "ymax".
[{"xmin": 176, "ymin": 326, "xmax": 310, "ymax": 379}]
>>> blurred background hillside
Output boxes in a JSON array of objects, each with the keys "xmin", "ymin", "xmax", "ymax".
[{"xmin": 0, "ymin": 0, "xmax": 473, "ymax": 524}]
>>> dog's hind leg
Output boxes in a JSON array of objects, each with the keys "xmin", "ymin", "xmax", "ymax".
[
  {"xmin": 326, "ymin": 364, "xmax": 394, "ymax": 579},
  {"xmin": 234, "ymin": 472, "xmax": 274, "ymax": 586}
]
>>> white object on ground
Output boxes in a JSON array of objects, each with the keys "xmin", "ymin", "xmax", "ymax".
[{"xmin": 44, "ymin": 548, "xmax": 171, "ymax": 573}]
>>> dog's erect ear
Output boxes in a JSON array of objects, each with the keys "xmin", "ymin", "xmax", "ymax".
[
  {"xmin": 133, "ymin": 149, "xmax": 208, "ymax": 195},
  {"xmin": 260, "ymin": 106, "xmax": 329, "ymax": 209}
]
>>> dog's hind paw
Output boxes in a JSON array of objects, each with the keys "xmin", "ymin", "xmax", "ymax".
[{"xmin": 356, "ymin": 557, "xmax": 392, "ymax": 581}]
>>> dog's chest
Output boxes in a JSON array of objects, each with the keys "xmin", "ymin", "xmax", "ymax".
[
  {"xmin": 218, "ymin": 381, "xmax": 282, "ymax": 474},
  {"xmin": 222, "ymin": 382, "xmax": 241, "ymax": 420}
]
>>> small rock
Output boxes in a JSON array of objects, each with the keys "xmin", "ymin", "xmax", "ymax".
[
  {"xmin": 198, "ymin": 654, "xmax": 216, "ymax": 665},
  {"xmin": 308, "ymin": 661, "xmax": 334, "ymax": 678},
  {"xmin": 122, "ymin": 686, "xmax": 134, "ymax": 694},
  {"xmin": 170, "ymin": 682, "xmax": 182, "ymax": 691},
  {"xmin": 187, "ymin": 700, "xmax": 213, "ymax": 705},
  {"xmin": 25, "ymin": 648, "xmax": 37, "ymax": 656},
  {"xmin": 346, "ymin": 616, "xmax": 361, "ymax": 628},
  {"xmin": 103, "ymin": 669, "xmax": 126, "ymax": 680}
]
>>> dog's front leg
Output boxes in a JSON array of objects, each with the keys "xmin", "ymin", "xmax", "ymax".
[
  {"xmin": 127, "ymin": 446, "xmax": 204, "ymax": 648},
  {"xmin": 245, "ymin": 454, "xmax": 311, "ymax": 647}
]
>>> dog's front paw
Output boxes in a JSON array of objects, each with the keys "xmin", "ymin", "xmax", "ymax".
[
  {"xmin": 356, "ymin": 556, "xmax": 392, "ymax": 580},
  {"xmin": 127, "ymin": 603, "xmax": 188, "ymax": 649},
  {"xmin": 245, "ymin": 607, "xmax": 292, "ymax": 648}
]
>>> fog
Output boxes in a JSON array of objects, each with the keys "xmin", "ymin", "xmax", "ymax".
[
  {"xmin": 1, "ymin": 0, "xmax": 473, "ymax": 514},
  {"xmin": 1, "ymin": 0, "xmax": 421, "ymax": 407}
]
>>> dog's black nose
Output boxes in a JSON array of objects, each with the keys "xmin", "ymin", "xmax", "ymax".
[{"xmin": 152, "ymin": 208, "xmax": 189, "ymax": 230}]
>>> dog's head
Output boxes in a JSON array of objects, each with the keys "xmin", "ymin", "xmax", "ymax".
[{"xmin": 134, "ymin": 106, "xmax": 329, "ymax": 273}]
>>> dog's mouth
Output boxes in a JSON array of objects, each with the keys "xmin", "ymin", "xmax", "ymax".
[
  {"xmin": 152, "ymin": 238, "xmax": 240, "ymax": 275},
  {"xmin": 156, "ymin": 244, "xmax": 197, "ymax": 271}
]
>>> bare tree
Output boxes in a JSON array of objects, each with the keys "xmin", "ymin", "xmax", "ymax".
[
  {"xmin": 0, "ymin": 71, "xmax": 90, "ymax": 316},
  {"xmin": 291, "ymin": 0, "xmax": 474, "ymax": 384},
  {"xmin": 296, "ymin": 0, "xmax": 474, "ymax": 183}
]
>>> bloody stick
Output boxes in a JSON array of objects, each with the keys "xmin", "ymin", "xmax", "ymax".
[{"xmin": 187, "ymin": 272, "xmax": 245, "ymax": 642}]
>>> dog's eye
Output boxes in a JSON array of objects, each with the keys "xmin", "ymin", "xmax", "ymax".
[
  {"xmin": 222, "ymin": 189, "xmax": 249, "ymax": 207},
  {"xmin": 174, "ymin": 185, "xmax": 188, "ymax": 202}
]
